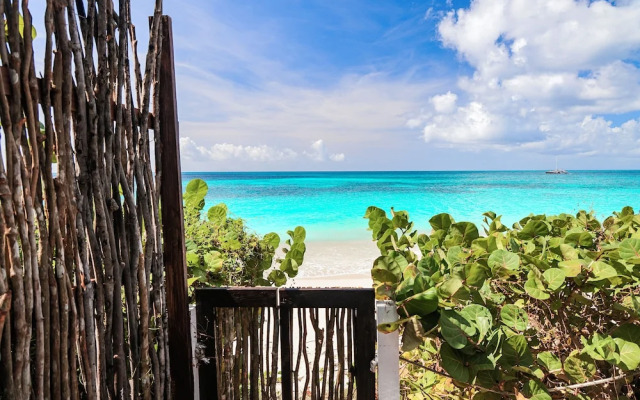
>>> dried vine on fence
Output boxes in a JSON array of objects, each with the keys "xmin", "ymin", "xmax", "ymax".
[{"xmin": 0, "ymin": 0, "xmax": 171, "ymax": 398}]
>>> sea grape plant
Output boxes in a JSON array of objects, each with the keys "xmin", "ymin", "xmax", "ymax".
[
  {"xmin": 366, "ymin": 206, "xmax": 640, "ymax": 399},
  {"xmin": 184, "ymin": 178, "xmax": 305, "ymax": 290}
]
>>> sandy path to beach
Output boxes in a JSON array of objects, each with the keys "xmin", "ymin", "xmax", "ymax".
[{"xmin": 284, "ymin": 239, "xmax": 378, "ymax": 288}]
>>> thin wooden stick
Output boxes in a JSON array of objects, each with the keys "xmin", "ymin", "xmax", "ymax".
[
  {"xmin": 301, "ymin": 308, "xmax": 310, "ymax": 400},
  {"xmin": 346, "ymin": 309, "xmax": 354, "ymax": 400}
]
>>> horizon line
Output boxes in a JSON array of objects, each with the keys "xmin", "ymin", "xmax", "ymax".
[{"xmin": 181, "ymin": 168, "xmax": 640, "ymax": 173}]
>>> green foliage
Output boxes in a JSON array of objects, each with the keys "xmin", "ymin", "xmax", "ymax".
[
  {"xmin": 184, "ymin": 179, "xmax": 305, "ymax": 292},
  {"xmin": 366, "ymin": 206, "xmax": 640, "ymax": 398}
]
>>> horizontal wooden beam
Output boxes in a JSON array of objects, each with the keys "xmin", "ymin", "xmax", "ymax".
[{"xmin": 196, "ymin": 287, "xmax": 375, "ymax": 309}]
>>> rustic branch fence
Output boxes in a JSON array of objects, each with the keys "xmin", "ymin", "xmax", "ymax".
[
  {"xmin": 195, "ymin": 288, "xmax": 377, "ymax": 400},
  {"xmin": 0, "ymin": 3, "xmax": 394, "ymax": 400},
  {"xmin": 0, "ymin": 1, "xmax": 192, "ymax": 399}
]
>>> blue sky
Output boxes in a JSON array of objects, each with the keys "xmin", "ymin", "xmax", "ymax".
[{"xmin": 33, "ymin": 1, "xmax": 640, "ymax": 171}]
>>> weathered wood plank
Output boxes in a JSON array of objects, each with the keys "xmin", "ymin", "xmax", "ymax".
[
  {"xmin": 280, "ymin": 306, "xmax": 293, "ymax": 400},
  {"xmin": 354, "ymin": 291, "xmax": 376, "ymax": 400},
  {"xmin": 196, "ymin": 288, "xmax": 374, "ymax": 309},
  {"xmin": 196, "ymin": 293, "xmax": 218, "ymax": 399},
  {"xmin": 158, "ymin": 15, "xmax": 194, "ymax": 399}
]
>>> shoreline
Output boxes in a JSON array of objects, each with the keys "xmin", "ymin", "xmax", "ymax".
[
  {"xmin": 288, "ymin": 272, "xmax": 373, "ymax": 288},
  {"xmin": 280, "ymin": 238, "xmax": 378, "ymax": 287}
]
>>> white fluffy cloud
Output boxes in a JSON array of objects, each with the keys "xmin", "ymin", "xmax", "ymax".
[
  {"xmin": 180, "ymin": 137, "xmax": 297, "ymax": 162},
  {"xmin": 181, "ymin": 137, "xmax": 346, "ymax": 166},
  {"xmin": 423, "ymin": 101, "xmax": 499, "ymax": 144},
  {"xmin": 430, "ymin": 91, "xmax": 458, "ymax": 113},
  {"xmin": 416, "ymin": 0, "xmax": 640, "ymax": 155},
  {"xmin": 303, "ymin": 139, "xmax": 346, "ymax": 162}
]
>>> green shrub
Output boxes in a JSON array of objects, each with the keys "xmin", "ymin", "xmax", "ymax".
[
  {"xmin": 183, "ymin": 178, "xmax": 305, "ymax": 292},
  {"xmin": 366, "ymin": 206, "xmax": 640, "ymax": 399}
]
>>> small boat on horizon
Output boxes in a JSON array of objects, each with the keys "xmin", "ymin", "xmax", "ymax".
[{"xmin": 546, "ymin": 157, "xmax": 568, "ymax": 174}]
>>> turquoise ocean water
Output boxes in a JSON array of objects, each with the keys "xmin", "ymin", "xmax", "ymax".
[{"xmin": 182, "ymin": 171, "xmax": 640, "ymax": 242}]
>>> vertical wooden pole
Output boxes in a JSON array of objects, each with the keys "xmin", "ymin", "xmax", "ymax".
[
  {"xmin": 354, "ymin": 292, "xmax": 376, "ymax": 400},
  {"xmin": 195, "ymin": 293, "xmax": 218, "ymax": 400},
  {"xmin": 189, "ymin": 306, "xmax": 200, "ymax": 400},
  {"xmin": 158, "ymin": 15, "xmax": 194, "ymax": 399},
  {"xmin": 279, "ymin": 306, "xmax": 293, "ymax": 400}
]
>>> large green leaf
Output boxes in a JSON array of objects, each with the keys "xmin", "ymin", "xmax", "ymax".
[
  {"xmin": 451, "ymin": 222, "xmax": 480, "ymax": 245},
  {"xmin": 207, "ymin": 203, "xmax": 228, "ymax": 225},
  {"xmin": 522, "ymin": 379, "xmax": 552, "ymax": 400},
  {"xmin": 371, "ymin": 252, "xmax": 407, "ymax": 284},
  {"xmin": 521, "ymin": 253, "xmax": 551, "ymax": 271},
  {"xmin": 524, "ymin": 277, "xmax": 550, "ymax": 300},
  {"xmin": 620, "ymin": 295, "xmax": 640, "ymax": 318},
  {"xmin": 518, "ymin": 220, "xmax": 549, "ymax": 240},
  {"xmin": 439, "ymin": 309, "xmax": 476, "ymax": 349},
  {"xmin": 391, "ymin": 209, "xmax": 410, "ymax": 229},
  {"xmin": 488, "ymin": 249, "xmax": 520, "ymax": 275},
  {"xmin": 619, "ymin": 238, "xmax": 640, "ymax": 262},
  {"xmin": 186, "ymin": 251, "xmax": 201, "ymax": 267},
  {"xmin": 279, "ymin": 258, "xmax": 298, "ymax": 277},
  {"xmin": 185, "ymin": 239, "xmax": 198, "ymax": 252},
  {"xmin": 542, "ymin": 268, "xmax": 566, "ymax": 291},
  {"xmin": 500, "ymin": 304, "xmax": 528, "ymax": 331},
  {"xmin": 614, "ymin": 338, "xmax": 640, "ymax": 370},
  {"xmin": 291, "ymin": 226, "xmax": 306, "ymax": 243},
  {"xmin": 501, "ymin": 335, "xmax": 533, "ymax": 368},
  {"xmin": 557, "ymin": 243, "xmax": 579, "ymax": 260},
  {"xmin": 184, "ymin": 179, "xmax": 208, "ymax": 210},
  {"xmin": 438, "ymin": 277, "xmax": 463, "ymax": 298},
  {"xmin": 563, "ymin": 352, "xmax": 596, "ymax": 383},
  {"xmin": 401, "ymin": 288, "xmax": 438, "ymax": 317},
  {"xmin": 287, "ymin": 242, "xmax": 306, "ymax": 266},
  {"xmin": 268, "ymin": 270, "xmax": 287, "ymax": 286},
  {"xmin": 429, "ymin": 213, "xmax": 453, "ymax": 231},
  {"xmin": 401, "ymin": 316, "xmax": 426, "ymax": 352},
  {"xmin": 465, "ymin": 263, "xmax": 488, "ymax": 287},
  {"xmin": 557, "ymin": 259, "xmax": 585, "ymax": 278},
  {"xmin": 187, "ymin": 276, "xmax": 200, "ymax": 287},
  {"xmin": 204, "ymin": 251, "xmax": 223, "ymax": 272},
  {"xmin": 460, "ymin": 304, "xmax": 492, "ymax": 343},
  {"xmin": 440, "ymin": 343, "xmax": 470, "ymax": 383},
  {"xmin": 587, "ymin": 261, "xmax": 618, "ymax": 282},
  {"xmin": 262, "ymin": 232, "xmax": 280, "ymax": 249},
  {"xmin": 564, "ymin": 231, "xmax": 594, "ymax": 247},
  {"xmin": 364, "ymin": 206, "xmax": 386, "ymax": 220},
  {"xmin": 446, "ymin": 246, "xmax": 464, "ymax": 265},
  {"xmin": 537, "ymin": 351, "xmax": 562, "ymax": 373}
]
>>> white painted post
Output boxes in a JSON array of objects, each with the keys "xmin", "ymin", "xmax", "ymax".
[
  {"xmin": 189, "ymin": 305, "xmax": 200, "ymax": 400},
  {"xmin": 376, "ymin": 300, "xmax": 400, "ymax": 400}
]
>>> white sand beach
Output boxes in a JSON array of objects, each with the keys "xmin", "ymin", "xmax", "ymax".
[{"xmin": 285, "ymin": 239, "xmax": 378, "ymax": 288}]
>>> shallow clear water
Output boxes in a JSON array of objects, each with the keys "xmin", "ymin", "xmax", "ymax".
[{"xmin": 182, "ymin": 171, "xmax": 640, "ymax": 241}]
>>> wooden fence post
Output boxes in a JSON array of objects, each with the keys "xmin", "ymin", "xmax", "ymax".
[
  {"xmin": 279, "ymin": 305, "xmax": 293, "ymax": 400},
  {"xmin": 158, "ymin": 15, "xmax": 194, "ymax": 399},
  {"xmin": 355, "ymin": 291, "xmax": 376, "ymax": 400}
]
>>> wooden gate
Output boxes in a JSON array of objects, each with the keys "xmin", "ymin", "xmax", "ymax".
[{"xmin": 195, "ymin": 288, "xmax": 376, "ymax": 400}]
